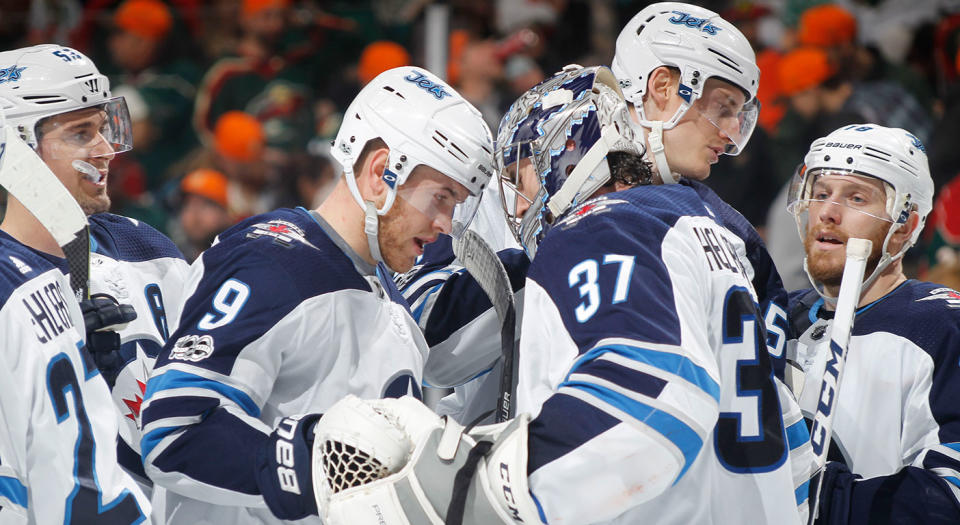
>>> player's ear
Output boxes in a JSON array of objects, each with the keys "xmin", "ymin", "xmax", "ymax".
[
  {"xmin": 889, "ymin": 210, "xmax": 920, "ymax": 253},
  {"xmin": 359, "ymin": 146, "xmax": 391, "ymax": 203},
  {"xmin": 646, "ymin": 67, "xmax": 677, "ymax": 114}
]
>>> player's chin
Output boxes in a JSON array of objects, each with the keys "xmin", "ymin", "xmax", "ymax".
[{"xmin": 79, "ymin": 195, "xmax": 111, "ymax": 216}]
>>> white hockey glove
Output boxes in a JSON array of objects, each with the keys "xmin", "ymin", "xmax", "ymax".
[{"xmin": 312, "ymin": 395, "xmax": 543, "ymax": 525}]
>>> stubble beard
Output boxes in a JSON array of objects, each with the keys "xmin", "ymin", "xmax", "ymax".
[
  {"xmin": 804, "ymin": 226, "xmax": 885, "ymax": 289},
  {"xmin": 376, "ymin": 200, "xmax": 415, "ymax": 273}
]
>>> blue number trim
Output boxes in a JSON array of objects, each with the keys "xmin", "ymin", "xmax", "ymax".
[{"xmin": 46, "ymin": 352, "xmax": 145, "ymax": 524}]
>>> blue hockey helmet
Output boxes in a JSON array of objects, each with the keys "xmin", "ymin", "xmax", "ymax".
[{"xmin": 495, "ymin": 64, "xmax": 646, "ymax": 259}]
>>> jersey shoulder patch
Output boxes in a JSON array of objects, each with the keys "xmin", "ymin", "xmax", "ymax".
[
  {"xmin": 855, "ymin": 280, "xmax": 960, "ymax": 361},
  {"xmin": 89, "ymin": 213, "xmax": 185, "ymax": 262}
]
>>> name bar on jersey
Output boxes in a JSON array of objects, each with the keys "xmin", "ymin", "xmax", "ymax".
[
  {"xmin": 692, "ymin": 226, "xmax": 748, "ymax": 280},
  {"xmin": 21, "ymin": 280, "xmax": 74, "ymax": 343}
]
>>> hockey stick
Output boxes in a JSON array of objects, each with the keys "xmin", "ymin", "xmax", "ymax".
[
  {"xmin": 0, "ymin": 127, "xmax": 90, "ymax": 300},
  {"xmin": 451, "ymin": 229, "xmax": 517, "ymax": 423},
  {"xmin": 807, "ymin": 237, "xmax": 872, "ymax": 524}
]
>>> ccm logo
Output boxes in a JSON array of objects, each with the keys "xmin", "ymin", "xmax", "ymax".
[{"xmin": 499, "ymin": 462, "xmax": 524, "ymax": 522}]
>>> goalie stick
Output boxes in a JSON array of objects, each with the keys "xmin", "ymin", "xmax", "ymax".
[
  {"xmin": 0, "ymin": 126, "xmax": 90, "ymax": 300},
  {"xmin": 452, "ymin": 229, "xmax": 517, "ymax": 423},
  {"xmin": 807, "ymin": 237, "xmax": 872, "ymax": 524}
]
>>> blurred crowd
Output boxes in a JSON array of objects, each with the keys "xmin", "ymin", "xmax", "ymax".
[{"xmin": 0, "ymin": 0, "xmax": 958, "ymax": 288}]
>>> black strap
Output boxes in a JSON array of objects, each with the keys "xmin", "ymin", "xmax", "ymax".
[{"xmin": 445, "ymin": 440, "xmax": 494, "ymax": 525}]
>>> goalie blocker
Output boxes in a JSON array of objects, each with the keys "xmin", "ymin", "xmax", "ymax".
[{"xmin": 311, "ymin": 395, "xmax": 543, "ymax": 525}]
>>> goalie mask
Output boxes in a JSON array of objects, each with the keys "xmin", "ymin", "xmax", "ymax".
[
  {"xmin": 331, "ymin": 66, "xmax": 495, "ymax": 271},
  {"xmin": 787, "ymin": 124, "xmax": 933, "ymax": 298},
  {"xmin": 0, "ymin": 45, "xmax": 133, "ymax": 165},
  {"xmin": 495, "ymin": 65, "xmax": 647, "ymax": 260},
  {"xmin": 612, "ymin": 2, "xmax": 760, "ymax": 181}
]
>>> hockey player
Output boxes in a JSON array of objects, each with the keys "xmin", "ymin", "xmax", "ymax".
[
  {"xmin": 786, "ymin": 124, "xmax": 960, "ymax": 524},
  {"xmin": 610, "ymin": 2, "xmax": 791, "ymax": 368},
  {"xmin": 402, "ymin": 2, "xmax": 792, "ymax": 427},
  {"xmin": 0, "ymin": 118, "xmax": 150, "ymax": 521},
  {"xmin": 0, "ymin": 45, "xmax": 190, "ymax": 492},
  {"xmin": 139, "ymin": 66, "xmax": 495, "ymax": 524},
  {"xmin": 311, "ymin": 65, "xmax": 812, "ymax": 525}
]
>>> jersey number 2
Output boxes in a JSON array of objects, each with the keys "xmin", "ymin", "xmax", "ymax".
[
  {"xmin": 46, "ymin": 353, "xmax": 144, "ymax": 523},
  {"xmin": 714, "ymin": 288, "xmax": 788, "ymax": 473}
]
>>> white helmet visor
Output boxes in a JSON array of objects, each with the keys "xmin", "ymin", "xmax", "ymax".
[
  {"xmin": 393, "ymin": 167, "xmax": 481, "ymax": 238},
  {"xmin": 691, "ymin": 87, "xmax": 760, "ymax": 156},
  {"xmin": 34, "ymin": 97, "xmax": 133, "ymax": 160}
]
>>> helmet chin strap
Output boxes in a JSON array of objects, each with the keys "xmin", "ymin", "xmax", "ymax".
[
  {"xmin": 646, "ymin": 121, "xmax": 679, "ymax": 184},
  {"xmin": 363, "ymin": 200, "xmax": 396, "ymax": 273},
  {"xmin": 343, "ymin": 163, "xmax": 399, "ymax": 274}
]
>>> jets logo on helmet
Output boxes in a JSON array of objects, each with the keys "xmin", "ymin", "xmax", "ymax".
[
  {"xmin": 668, "ymin": 11, "xmax": 722, "ymax": 35},
  {"xmin": 403, "ymin": 70, "xmax": 451, "ymax": 100}
]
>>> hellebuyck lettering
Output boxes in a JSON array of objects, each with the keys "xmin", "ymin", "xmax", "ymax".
[{"xmin": 693, "ymin": 226, "xmax": 748, "ymax": 280}]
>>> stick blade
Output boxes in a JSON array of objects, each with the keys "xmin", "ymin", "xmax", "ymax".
[{"xmin": 0, "ymin": 127, "xmax": 89, "ymax": 299}]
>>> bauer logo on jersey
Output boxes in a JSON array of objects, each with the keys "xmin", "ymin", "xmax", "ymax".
[
  {"xmin": 171, "ymin": 334, "xmax": 215, "ymax": 362},
  {"xmin": 558, "ymin": 197, "xmax": 626, "ymax": 230},
  {"xmin": 246, "ymin": 220, "xmax": 312, "ymax": 249},
  {"xmin": 917, "ymin": 287, "xmax": 960, "ymax": 308}
]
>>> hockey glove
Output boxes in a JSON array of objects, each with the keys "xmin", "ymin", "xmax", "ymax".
[
  {"xmin": 255, "ymin": 414, "xmax": 324, "ymax": 520},
  {"xmin": 80, "ymin": 294, "xmax": 137, "ymax": 386},
  {"xmin": 312, "ymin": 395, "xmax": 543, "ymax": 525}
]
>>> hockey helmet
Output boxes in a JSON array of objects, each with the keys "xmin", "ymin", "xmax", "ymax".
[
  {"xmin": 787, "ymin": 124, "xmax": 933, "ymax": 292},
  {"xmin": 0, "ymin": 45, "xmax": 132, "ymax": 160}
]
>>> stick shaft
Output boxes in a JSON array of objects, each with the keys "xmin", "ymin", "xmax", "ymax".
[{"xmin": 808, "ymin": 238, "xmax": 872, "ymax": 523}]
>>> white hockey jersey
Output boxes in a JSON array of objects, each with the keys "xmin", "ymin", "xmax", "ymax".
[
  {"xmin": 140, "ymin": 208, "xmax": 427, "ymax": 524},
  {"xmin": 789, "ymin": 282, "xmax": 960, "ymax": 523},
  {"xmin": 0, "ymin": 230, "xmax": 150, "ymax": 524},
  {"xmin": 88, "ymin": 213, "xmax": 190, "ymax": 482},
  {"xmin": 517, "ymin": 184, "xmax": 812, "ymax": 525}
]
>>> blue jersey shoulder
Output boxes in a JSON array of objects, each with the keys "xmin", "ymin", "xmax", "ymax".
[
  {"xmin": 0, "ymin": 231, "xmax": 68, "ymax": 305},
  {"xmin": 202, "ymin": 208, "xmax": 371, "ymax": 302},
  {"xmin": 530, "ymin": 184, "xmax": 710, "ymax": 349},
  {"xmin": 857, "ymin": 280, "xmax": 960, "ymax": 360},
  {"xmin": 89, "ymin": 213, "xmax": 185, "ymax": 262}
]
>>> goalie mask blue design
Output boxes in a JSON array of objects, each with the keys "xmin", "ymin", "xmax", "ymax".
[{"xmin": 495, "ymin": 65, "xmax": 645, "ymax": 259}]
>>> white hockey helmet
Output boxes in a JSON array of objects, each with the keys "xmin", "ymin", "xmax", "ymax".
[
  {"xmin": 612, "ymin": 2, "xmax": 760, "ymax": 178},
  {"xmin": 787, "ymin": 124, "xmax": 933, "ymax": 294},
  {"xmin": 331, "ymin": 66, "xmax": 495, "ymax": 268},
  {"xmin": 0, "ymin": 45, "xmax": 132, "ymax": 159}
]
